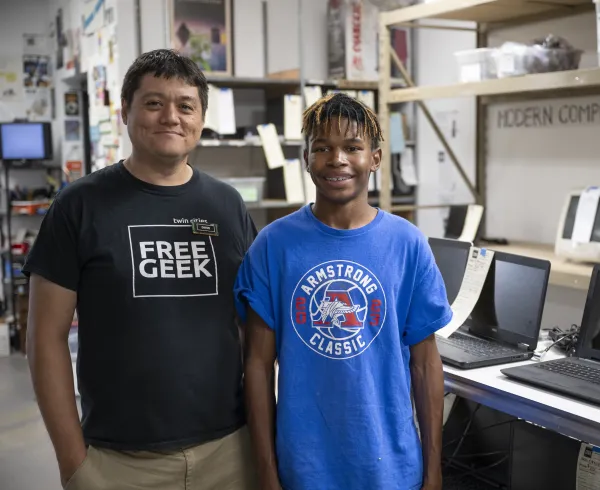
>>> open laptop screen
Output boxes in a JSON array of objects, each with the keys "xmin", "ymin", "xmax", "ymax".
[
  {"xmin": 428, "ymin": 238, "xmax": 470, "ymax": 304},
  {"xmin": 578, "ymin": 265, "xmax": 600, "ymax": 361},
  {"xmin": 470, "ymin": 252, "xmax": 550, "ymax": 347}
]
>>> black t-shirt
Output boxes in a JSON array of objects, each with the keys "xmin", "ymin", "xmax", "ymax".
[{"xmin": 22, "ymin": 162, "xmax": 257, "ymax": 450}]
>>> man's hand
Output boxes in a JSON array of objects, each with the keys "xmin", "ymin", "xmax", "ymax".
[
  {"xmin": 27, "ymin": 274, "xmax": 86, "ymax": 487},
  {"xmin": 410, "ymin": 334, "xmax": 444, "ymax": 490}
]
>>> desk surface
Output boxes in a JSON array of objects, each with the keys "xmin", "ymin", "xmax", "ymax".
[
  {"xmin": 487, "ymin": 242, "xmax": 593, "ymax": 290},
  {"xmin": 443, "ymin": 353, "xmax": 600, "ymax": 446}
]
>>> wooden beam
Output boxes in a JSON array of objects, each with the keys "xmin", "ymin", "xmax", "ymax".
[
  {"xmin": 389, "ymin": 49, "xmax": 479, "ymax": 202},
  {"xmin": 378, "ymin": 20, "xmax": 392, "ymax": 213}
]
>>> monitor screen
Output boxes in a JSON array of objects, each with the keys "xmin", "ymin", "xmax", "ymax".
[
  {"xmin": 428, "ymin": 238, "xmax": 470, "ymax": 304},
  {"xmin": 578, "ymin": 266, "xmax": 600, "ymax": 361},
  {"xmin": 0, "ymin": 123, "xmax": 50, "ymax": 160},
  {"xmin": 562, "ymin": 195, "xmax": 600, "ymax": 243},
  {"xmin": 471, "ymin": 255, "xmax": 548, "ymax": 342}
]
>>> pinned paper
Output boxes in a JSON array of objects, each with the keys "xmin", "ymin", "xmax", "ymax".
[
  {"xmin": 257, "ymin": 123, "xmax": 286, "ymax": 169},
  {"xmin": 357, "ymin": 90, "xmax": 375, "ymax": 110},
  {"xmin": 400, "ymin": 148, "xmax": 417, "ymax": 186},
  {"xmin": 436, "ymin": 247, "xmax": 495, "ymax": 339},
  {"xmin": 572, "ymin": 187, "xmax": 600, "ymax": 243},
  {"xmin": 390, "ymin": 112, "xmax": 406, "ymax": 154},
  {"xmin": 284, "ymin": 95, "xmax": 303, "ymax": 141},
  {"xmin": 284, "ymin": 159, "xmax": 305, "ymax": 203},
  {"xmin": 303, "ymin": 86, "xmax": 323, "ymax": 107},
  {"xmin": 458, "ymin": 204, "xmax": 484, "ymax": 242}
]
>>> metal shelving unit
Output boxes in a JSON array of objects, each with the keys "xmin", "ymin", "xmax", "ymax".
[{"xmin": 377, "ymin": 0, "xmax": 598, "ymax": 224}]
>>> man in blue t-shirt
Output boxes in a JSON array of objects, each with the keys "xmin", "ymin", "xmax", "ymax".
[{"xmin": 234, "ymin": 93, "xmax": 453, "ymax": 490}]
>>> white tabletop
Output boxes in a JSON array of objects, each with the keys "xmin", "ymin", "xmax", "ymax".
[{"xmin": 443, "ymin": 350, "xmax": 600, "ymax": 446}]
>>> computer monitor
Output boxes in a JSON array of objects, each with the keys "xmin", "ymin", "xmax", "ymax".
[
  {"xmin": 469, "ymin": 251, "xmax": 550, "ymax": 350},
  {"xmin": 555, "ymin": 189, "xmax": 600, "ymax": 263},
  {"xmin": 428, "ymin": 237, "xmax": 471, "ymax": 304},
  {"xmin": 0, "ymin": 122, "xmax": 53, "ymax": 161},
  {"xmin": 576, "ymin": 264, "xmax": 600, "ymax": 362}
]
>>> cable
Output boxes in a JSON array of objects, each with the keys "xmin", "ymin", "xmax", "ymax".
[{"xmin": 533, "ymin": 324, "xmax": 579, "ymax": 361}]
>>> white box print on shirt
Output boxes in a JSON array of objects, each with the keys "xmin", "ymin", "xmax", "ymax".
[{"xmin": 128, "ymin": 225, "xmax": 218, "ymax": 298}]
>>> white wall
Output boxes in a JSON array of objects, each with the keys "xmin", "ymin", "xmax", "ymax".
[
  {"xmin": 486, "ymin": 12, "xmax": 599, "ymax": 245},
  {"xmin": 415, "ymin": 21, "xmax": 477, "ymax": 237}
]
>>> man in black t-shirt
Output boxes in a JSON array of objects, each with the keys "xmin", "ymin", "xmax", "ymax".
[{"xmin": 24, "ymin": 50, "xmax": 258, "ymax": 490}]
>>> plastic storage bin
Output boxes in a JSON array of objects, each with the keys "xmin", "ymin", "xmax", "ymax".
[
  {"xmin": 222, "ymin": 177, "xmax": 266, "ymax": 203},
  {"xmin": 454, "ymin": 48, "xmax": 498, "ymax": 82}
]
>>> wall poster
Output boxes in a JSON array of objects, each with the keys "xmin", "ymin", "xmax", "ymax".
[{"xmin": 170, "ymin": 0, "xmax": 232, "ymax": 76}]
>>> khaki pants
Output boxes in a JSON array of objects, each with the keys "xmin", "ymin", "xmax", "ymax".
[{"xmin": 64, "ymin": 427, "xmax": 258, "ymax": 490}]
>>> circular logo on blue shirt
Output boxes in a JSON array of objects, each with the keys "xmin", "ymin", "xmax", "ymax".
[{"xmin": 290, "ymin": 260, "xmax": 387, "ymax": 360}]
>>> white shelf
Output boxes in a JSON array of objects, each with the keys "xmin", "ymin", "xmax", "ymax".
[
  {"xmin": 388, "ymin": 68, "xmax": 600, "ymax": 103},
  {"xmin": 381, "ymin": 0, "xmax": 592, "ymax": 26}
]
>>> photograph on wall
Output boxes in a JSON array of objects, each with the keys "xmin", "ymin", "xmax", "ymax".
[
  {"xmin": 170, "ymin": 0, "xmax": 232, "ymax": 76},
  {"xmin": 64, "ymin": 92, "xmax": 80, "ymax": 116},
  {"xmin": 65, "ymin": 120, "xmax": 81, "ymax": 141},
  {"xmin": 23, "ymin": 55, "xmax": 52, "ymax": 88}
]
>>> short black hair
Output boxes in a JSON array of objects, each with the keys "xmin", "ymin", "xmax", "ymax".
[
  {"xmin": 121, "ymin": 49, "xmax": 209, "ymax": 118},
  {"xmin": 301, "ymin": 93, "xmax": 384, "ymax": 150}
]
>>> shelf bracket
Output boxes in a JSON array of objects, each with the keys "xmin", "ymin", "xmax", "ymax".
[{"xmin": 389, "ymin": 50, "xmax": 480, "ymax": 203}]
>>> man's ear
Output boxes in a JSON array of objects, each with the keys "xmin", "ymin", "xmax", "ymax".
[
  {"xmin": 303, "ymin": 149, "xmax": 310, "ymax": 172},
  {"xmin": 121, "ymin": 99, "xmax": 128, "ymax": 125},
  {"xmin": 371, "ymin": 147, "xmax": 382, "ymax": 172}
]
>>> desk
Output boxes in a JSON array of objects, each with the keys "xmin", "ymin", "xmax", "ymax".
[
  {"xmin": 489, "ymin": 242, "xmax": 593, "ymax": 291},
  {"xmin": 443, "ymin": 356, "xmax": 600, "ymax": 447}
]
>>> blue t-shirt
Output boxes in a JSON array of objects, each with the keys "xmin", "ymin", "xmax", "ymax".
[{"xmin": 234, "ymin": 205, "xmax": 452, "ymax": 490}]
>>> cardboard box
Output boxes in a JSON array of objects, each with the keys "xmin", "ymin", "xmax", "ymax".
[{"xmin": 328, "ymin": 0, "xmax": 379, "ymax": 81}]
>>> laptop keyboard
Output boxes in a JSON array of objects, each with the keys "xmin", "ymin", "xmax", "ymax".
[
  {"xmin": 440, "ymin": 332, "xmax": 523, "ymax": 358},
  {"xmin": 534, "ymin": 359, "xmax": 600, "ymax": 385}
]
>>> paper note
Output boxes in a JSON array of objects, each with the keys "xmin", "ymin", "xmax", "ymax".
[
  {"xmin": 217, "ymin": 88, "xmax": 236, "ymax": 135},
  {"xmin": 458, "ymin": 204, "xmax": 484, "ymax": 242},
  {"xmin": 576, "ymin": 443, "xmax": 600, "ymax": 490},
  {"xmin": 284, "ymin": 95, "xmax": 303, "ymax": 141},
  {"xmin": 303, "ymin": 169, "xmax": 317, "ymax": 204},
  {"xmin": 303, "ymin": 86, "xmax": 323, "ymax": 107},
  {"xmin": 284, "ymin": 159, "xmax": 305, "ymax": 203},
  {"xmin": 573, "ymin": 187, "xmax": 600, "ymax": 243},
  {"xmin": 357, "ymin": 90, "xmax": 375, "ymax": 110},
  {"xmin": 257, "ymin": 123, "xmax": 286, "ymax": 169},
  {"xmin": 204, "ymin": 84, "xmax": 219, "ymax": 133},
  {"xmin": 400, "ymin": 148, "xmax": 418, "ymax": 186},
  {"xmin": 390, "ymin": 112, "xmax": 406, "ymax": 154},
  {"xmin": 436, "ymin": 247, "xmax": 495, "ymax": 339}
]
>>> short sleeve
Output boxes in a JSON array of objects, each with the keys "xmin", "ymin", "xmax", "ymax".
[
  {"xmin": 234, "ymin": 230, "xmax": 275, "ymax": 330},
  {"xmin": 404, "ymin": 236, "xmax": 453, "ymax": 346},
  {"xmin": 22, "ymin": 199, "xmax": 80, "ymax": 291}
]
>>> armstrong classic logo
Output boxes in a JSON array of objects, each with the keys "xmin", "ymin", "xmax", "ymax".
[{"xmin": 290, "ymin": 260, "xmax": 386, "ymax": 360}]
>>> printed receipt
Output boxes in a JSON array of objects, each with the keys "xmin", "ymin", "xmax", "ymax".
[
  {"xmin": 577, "ymin": 443, "xmax": 600, "ymax": 490},
  {"xmin": 436, "ymin": 247, "xmax": 495, "ymax": 339}
]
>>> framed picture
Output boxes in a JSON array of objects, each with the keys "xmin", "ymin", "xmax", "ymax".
[{"xmin": 169, "ymin": 0, "xmax": 233, "ymax": 76}]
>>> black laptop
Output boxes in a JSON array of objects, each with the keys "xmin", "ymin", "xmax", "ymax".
[
  {"xmin": 501, "ymin": 265, "xmax": 600, "ymax": 405},
  {"xmin": 428, "ymin": 237, "xmax": 471, "ymax": 304},
  {"xmin": 435, "ymin": 250, "xmax": 551, "ymax": 369}
]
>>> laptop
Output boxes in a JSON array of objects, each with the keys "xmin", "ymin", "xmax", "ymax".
[
  {"xmin": 501, "ymin": 265, "xmax": 600, "ymax": 405},
  {"xmin": 435, "ymin": 250, "xmax": 551, "ymax": 369},
  {"xmin": 428, "ymin": 237, "xmax": 471, "ymax": 305}
]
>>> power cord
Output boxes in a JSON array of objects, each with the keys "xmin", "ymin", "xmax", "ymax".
[{"xmin": 533, "ymin": 324, "xmax": 579, "ymax": 361}]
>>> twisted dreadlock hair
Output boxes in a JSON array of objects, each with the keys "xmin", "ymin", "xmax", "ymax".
[{"xmin": 301, "ymin": 92, "xmax": 384, "ymax": 150}]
